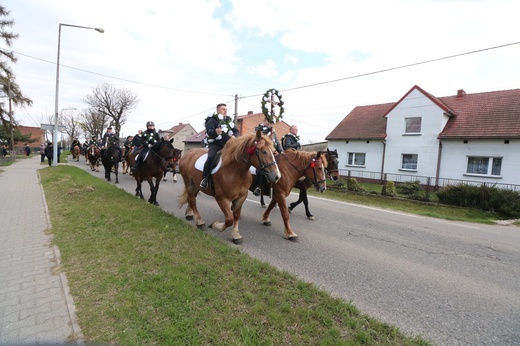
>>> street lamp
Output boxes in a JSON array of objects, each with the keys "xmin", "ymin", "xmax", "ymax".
[{"xmin": 53, "ymin": 23, "xmax": 104, "ymax": 166}]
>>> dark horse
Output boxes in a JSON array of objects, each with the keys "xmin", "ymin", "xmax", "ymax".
[
  {"xmin": 249, "ymin": 149, "xmax": 327, "ymax": 240},
  {"xmin": 178, "ymin": 131, "xmax": 281, "ymax": 244},
  {"xmin": 287, "ymin": 148, "xmax": 339, "ymax": 220},
  {"xmin": 101, "ymin": 144, "xmax": 121, "ymax": 184},
  {"xmin": 129, "ymin": 138, "xmax": 179, "ymax": 206}
]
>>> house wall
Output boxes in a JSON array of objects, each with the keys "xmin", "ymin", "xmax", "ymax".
[
  {"xmin": 329, "ymin": 139, "xmax": 385, "ymax": 173},
  {"xmin": 384, "ymin": 89, "xmax": 447, "ymax": 177},
  {"xmin": 439, "ymin": 139, "xmax": 520, "ymax": 186},
  {"xmin": 172, "ymin": 125, "xmax": 197, "ymax": 153}
]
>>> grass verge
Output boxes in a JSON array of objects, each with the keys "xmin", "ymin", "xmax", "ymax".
[{"xmin": 40, "ymin": 165, "xmax": 430, "ymax": 345}]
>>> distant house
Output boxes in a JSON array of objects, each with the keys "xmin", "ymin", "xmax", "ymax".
[
  {"xmin": 161, "ymin": 122, "xmax": 197, "ymax": 154},
  {"xmin": 15, "ymin": 126, "xmax": 46, "ymax": 153},
  {"xmin": 326, "ymin": 85, "xmax": 520, "ymax": 187}
]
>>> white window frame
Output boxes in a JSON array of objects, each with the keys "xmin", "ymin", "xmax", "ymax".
[
  {"xmin": 347, "ymin": 152, "xmax": 366, "ymax": 167},
  {"xmin": 404, "ymin": 117, "xmax": 422, "ymax": 135},
  {"xmin": 400, "ymin": 154, "xmax": 418, "ymax": 171},
  {"xmin": 465, "ymin": 156, "xmax": 502, "ymax": 177}
]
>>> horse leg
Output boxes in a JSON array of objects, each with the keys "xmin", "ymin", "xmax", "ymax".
[
  {"xmin": 135, "ymin": 177, "xmax": 145, "ymax": 199},
  {"xmin": 173, "ymin": 172, "xmax": 177, "ymax": 183},
  {"xmin": 262, "ymin": 198, "xmax": 277, "ymax": 226},
  {"xmin": 210, "ymin": 196, "xmax": 244, "ymax": 244},
  {"xmin": 260, "ymin": 193, "xmax": 267, "ymax": 208},
  {"xmin": 288, "ymin": 189, "xmax": 304, "ymax": 213},
  {"xmin": 147, "ymin": 175, "xmax": 160, "ymax": 206},
  {"xmin": 114, "ymin": 163, "xmax": 119, "ymax": 184},
  {"xmin": 300, "ymin": 189, "xmax": 315, "ymax": 220},
  {"xmin": 276, "ymin": 192, "xmax": 298, "ymax": 241},
  {"xmin": 186, "ymin": 185, "xmax": 205, "ymax": 228},
  {"xmin": 163, "ymin": 170, "xmax": 167, "ymax": 182}
]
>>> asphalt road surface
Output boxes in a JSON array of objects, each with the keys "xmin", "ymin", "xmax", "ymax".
[{"xmin": 69, "ymin": 158, "xmax": 520, "ymax": 346}]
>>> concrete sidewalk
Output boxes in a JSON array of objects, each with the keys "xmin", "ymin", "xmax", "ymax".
[{"xmin": 0, "ymin": 156, "xmax": 82, "ymax": 345}]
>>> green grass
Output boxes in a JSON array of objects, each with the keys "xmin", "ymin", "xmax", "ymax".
[
  {"xmin": 40, "ymin": 166, "xmax": 430, "ymax": 345},
  {"xmin": 305, "ymin": 179, "xmax": 507, "ymax": 224}
]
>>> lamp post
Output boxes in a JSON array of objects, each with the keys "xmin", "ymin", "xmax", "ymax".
[{"xmin": 53, "ymin": 23, "xmax": 104, "ymax": 166}]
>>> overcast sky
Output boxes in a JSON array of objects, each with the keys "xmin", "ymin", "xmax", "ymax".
[{"xmin": 4, "ymin": 0, "xmax": 520, "ymax": 142}]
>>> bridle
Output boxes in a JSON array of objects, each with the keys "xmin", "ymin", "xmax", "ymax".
[
  {"xmin": 148, "ymin": 142, "xmax": 180, "ymax": 168},
  {"xmin": 279, "ymin": 152, "xmax": 326, "ymax": 188},
  {"xmin": 326, "ymin": 154, "xmax": 339, "ymax": 179},
  {"xmin": 244, "ymin": 142, "xmax": 278, "ymax": 175}
]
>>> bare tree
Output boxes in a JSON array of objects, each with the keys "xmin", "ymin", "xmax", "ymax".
[
  {"xmin": 63, "ymin": 114, "xmax": 81, "ymax": 142},
  {"xmin": 83, "ymin": 82, "xmax": 138, "ymax": 136},
  {"xmin": 78, "ymin": 108, "xmax": 108, "ymax": 139}
]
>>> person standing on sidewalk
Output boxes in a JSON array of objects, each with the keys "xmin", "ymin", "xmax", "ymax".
[
  {"xmin": 44, "ymin": 141, "xmax": 54, "ymax": 166},
  {"xmin": 39, "ymin": 142, "xmax": 46, "ymax": 163},
  {"xmin": 24, "ymin": 144, "xmax": 31, "ymax": 156}
]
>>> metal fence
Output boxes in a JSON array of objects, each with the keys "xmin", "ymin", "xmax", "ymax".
[{"xmin": 339, "ymin": 168, "xmax": 520, "ymax": 192}]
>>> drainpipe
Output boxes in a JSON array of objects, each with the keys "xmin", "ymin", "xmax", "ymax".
[
  {"xmin": 435, "ymin": 140, "xmax": 442, "ymax": 189},
  {"xmin": 380, "ymin": 140, "xmax": 386, "ymax": 184}
]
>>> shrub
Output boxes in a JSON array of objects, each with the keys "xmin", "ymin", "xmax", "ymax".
[
  {"xmin": 381, "ymin": 180, "xmax": 397, "ymax": 196},
  {"xmin": 346, "ymin": 177, "xmax": 364, "ymax": 192},
  {"xmin": 437, "ymin": 183, "xmax": 520, "ymax": 217},
  {"xmin": 397, "ymin": 181, "xmax": 422, "ymax": 196}
]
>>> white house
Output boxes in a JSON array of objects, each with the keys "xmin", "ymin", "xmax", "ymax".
[{"xmin": 326, "ymin": 85, "xmax": 520, "ymax": 188}]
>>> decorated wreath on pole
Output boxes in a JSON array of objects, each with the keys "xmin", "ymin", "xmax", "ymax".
[{"xmin": 261, "ymin": 88, "xmax": 284, "ymax": 123}]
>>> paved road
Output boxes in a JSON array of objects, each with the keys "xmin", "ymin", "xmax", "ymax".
[{"xmin": 70, "ymin": 158, "xmax": 520, "ymax": 346}]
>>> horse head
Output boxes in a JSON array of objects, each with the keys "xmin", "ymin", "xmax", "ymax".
[
  {"xmin": 223, "ymin": 131, "xmax": 281, "ymax": 184},
  {"xmin": 326, "ymin": 148, "xmax": 340, "ymax": 181},
  {"xmin": 306, "ymin": 151, "xmax": 327, "ymax": 193}
]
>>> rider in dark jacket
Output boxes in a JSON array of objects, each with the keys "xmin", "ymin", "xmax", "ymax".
[
  {"xmin": 200, "ymin": 103, "xmax": 239, "ymax": 189},
  {"xmin": 131, "ymin": 121, "xmax": 160, "ymax": 172}
]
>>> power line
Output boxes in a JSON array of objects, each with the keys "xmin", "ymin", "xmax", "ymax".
[{"xmin": 239, "ymin": 41, "xmax": 520, "ymax": 99}]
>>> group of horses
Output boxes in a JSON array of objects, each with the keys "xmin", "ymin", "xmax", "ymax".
[{"xmin": 73, "ymin": 131, "xmax": 339, "ymax": 245}]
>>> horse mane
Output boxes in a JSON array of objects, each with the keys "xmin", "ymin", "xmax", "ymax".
[
  {"xmin": 221, "ymin": 133, "xmax": 274, "ymax": 166},
  {"xmin": 283, "ymin": 149, "xmax": 328, "ymax": 168}
]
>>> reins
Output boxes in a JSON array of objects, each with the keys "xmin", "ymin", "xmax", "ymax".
[{"xmin": 279, "ymin": 152, "xmax": 326, "ymax": 187}]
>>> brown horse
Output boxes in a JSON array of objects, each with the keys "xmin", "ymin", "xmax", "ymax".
[
  {"xmin": 121, "ymin": 146, "xmax": 132, "ymax": 174},
  {"xmin": 163, "ymin": 151, "xmax": 181, "ymax": 182},
  {"xmin": 130, "ymin": 138, "xmax": 179, "ymax": 206},
  {"xmin": 252, "ymin": 149, "xmax": 327, "ymax": 241},
  {"xmin": 87, "ymin": 145, "xmax": 101, "ymax": 172},
  {"xmin": 178, "ymin": 131, "xmax": 281, "ymax": 244},
  {"xmin": 71, "ymin": 144, "xmax": 81, "ymax": 161},
  {"xmin": 286, "ymin": 148, "xmax": 339, "ymax": 220}
]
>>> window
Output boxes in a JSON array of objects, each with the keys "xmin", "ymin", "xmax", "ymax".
[
  {"xmin": 401, "ymin": 154, "xmax": 418, "ymax": 170},
  {"xmin": 347, "ymin": 152, "xmax": 365, "ymax": 166},
  {"xmin": 466, "ymin": 157, "xmax": 502, "ymax": 176},
  {"xmin": 405, "ymin": 117, "xmax": 422, "ymax": 133}
]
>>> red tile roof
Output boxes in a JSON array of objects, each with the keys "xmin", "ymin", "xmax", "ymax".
[{"xmin": 326, "ymin": 86, "xmax": 520, "ymax": 140}]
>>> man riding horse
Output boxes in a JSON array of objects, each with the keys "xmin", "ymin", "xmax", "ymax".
[
  {"xmin": 131, "ymin": 121, "xmax": 161, "ymax": 173},
  {"xmin": 101, "ymin": 126, "xmax": 121, "ymax": 158}
]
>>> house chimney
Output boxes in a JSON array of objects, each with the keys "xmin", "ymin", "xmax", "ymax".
[
  {"xmin": 456, "ymin": 89, "xmax": 466, "ymax": 98},
  {"xmin": 248, "ymin": 111, "xmax": 253, "ymax": 115}
]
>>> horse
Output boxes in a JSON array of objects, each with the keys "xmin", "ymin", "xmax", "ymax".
[
  {"xmin": 178, "ymin": 131, "xmax": 281, "ymax": 244},
  {"xmin": 87, "ymin": 144, "xmax": 101, "ymax": 172},
  {"xmin": 121, "ymin": 146, "xmax": 132, "ymax": 174},
  {"xmin": 101, "ymin": 144, "xmax": 121, "ymax": 184},
  {"xmin": 286, "ymin": 148, "xmax": 339, "ymax": 220},
  {"xmin": 130, "ymin": 138, "xmax": 179, "ymax": 205},
  {"xmin": 163, "ymin": 150, "xmax": 181, "ymax": 182},
  {"xmin": 250, "ymin": 149, "xmax": 327, "ymax": 241},
  {"xmin": 71, "ymin": 144, "xmax": 81, "ymax": 161}
]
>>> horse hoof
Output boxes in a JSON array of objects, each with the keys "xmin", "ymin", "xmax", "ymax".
[
  {"xmin": 163, "ymin": 178, "xmax": 167, "ymax": 181},
  {"xmin": 122, "ymin": 172, "xmax": 126, "ymax": 174},
  {"xmin": 232, "ymin": 238, "xmax": 243, "ymax": 245},
  {"xmin": 197, "ymin": 224, "xmax": 205, "ymax": 229},
  {"xmin": 261, "ymin": 204, "xmax": 266, "ymax": 208},
  {"xmin": 153, "ymin": 202, "xmax": 159, "ymax": 206},
  {"xmin": 286, "ymin": 235, "xmax": 299, "ymax": 242},
  {"xmin": 262, "ymin": 221, "xmax": 271, "ymax": 226},
  {"xmin": 185, "ymin": 215, "xmax": 194, "ymax": 221},
  {"xmin": 307, "ymin": 215, "xmax": 315, "ymax": 221},
  {"xmin": 288, "ymin": 206, "xmax": 292, "ymax": 213}
]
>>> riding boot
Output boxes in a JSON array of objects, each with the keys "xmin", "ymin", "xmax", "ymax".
[{"xmin": 200, "ymin": 176, "xmax": 208, "ymax": 189}]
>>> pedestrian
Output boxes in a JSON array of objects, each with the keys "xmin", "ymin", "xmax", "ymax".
[
  {"xmin": 44, "ymin": 141, "xmax": 53, "ymax": 166},
  {"xmin": 57, "ymin": 144, "xmax": 62, "ymax": 163},
  {"xmin": 24, "ymin": 144, "xmax": 31, "ymax": 156},
  {"xmin": 2, "ymin": 145, "xmax": 7, "ymax": 157},
  {"xmin": 200, "ymin": 103, "xmax": 240, "ymax": 189},
  {"xmin": 39, "ymin": 142, "xmax": 46, "ymax": 163}
]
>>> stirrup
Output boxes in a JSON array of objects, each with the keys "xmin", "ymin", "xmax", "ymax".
[
  {"xmin": 253, "ymin": 187, "xmax": 261, "ymax": 196},
  {"xmin": 200, "ymin": 178, "xmax": 208, "ymax": 189}
]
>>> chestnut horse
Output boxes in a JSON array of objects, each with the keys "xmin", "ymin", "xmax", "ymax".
[
  {"xmin": 130, "ymin": 138, "xmax": 179, "ymax": 206},
  {"xmin": 71, "ymin": 144, "xmax": 81, "ymax": 161},
  {"xmin": 251, "ymin": 149, "xmax": 327, "ymax": 241},
  {"xmin": 287, "ymin": 148, "xmax": 339, "ymax": 220},
  {"xmin": 178, "ymin": 131, "xmax": 281, "ymax": 244}
]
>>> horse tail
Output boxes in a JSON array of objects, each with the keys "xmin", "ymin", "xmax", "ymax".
[{"xmin": 178, "ymin": 188, "xmax": 188, "ymax": 208}]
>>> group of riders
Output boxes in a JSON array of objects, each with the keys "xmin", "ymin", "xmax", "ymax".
[{"xmin": 72, "ymin": 121, "xmax": 163, "ymax": 173}]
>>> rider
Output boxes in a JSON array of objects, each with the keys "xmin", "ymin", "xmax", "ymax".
[
  {"xmin": 70, "ymin": 137, "xmax": 81, "ymax": 151},
  {"xmin": 252, "ymin": 123, "xmax": 282, "ymax": 196},
  {"xmin": 131, "ymin": 130, "xmax": 144, "ymax": 154},
  {"xmin": 88, "ymin": 136, "xmax": 99, "ymax": 147},
  {"xmin": 101, "ymin": 126, "xmax": 122, "ymax": 158},
  {"xmin": 200, "ymin": 103, "xmax": 240, "ymax": 189},
  {"xmin": 131, "ymin": 121, "xmax": 160, "ymax": 173},
  {"xmin": 282, "ymin": 125, "xmax": 301, "ymax": 151}
]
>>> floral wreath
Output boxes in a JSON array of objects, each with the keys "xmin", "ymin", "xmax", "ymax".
[
  {"xmin": 262, "ymin": 88, "xmax": 284, "ymax": 123},
  {"xmin": 204, "ymin": 113, "xmax": 236, "ymax": 142}
]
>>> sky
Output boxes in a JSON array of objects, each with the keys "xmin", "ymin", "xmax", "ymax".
[{"xmin": 3, "ymin": 0, "xmax": 520, "ymax": 143}]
